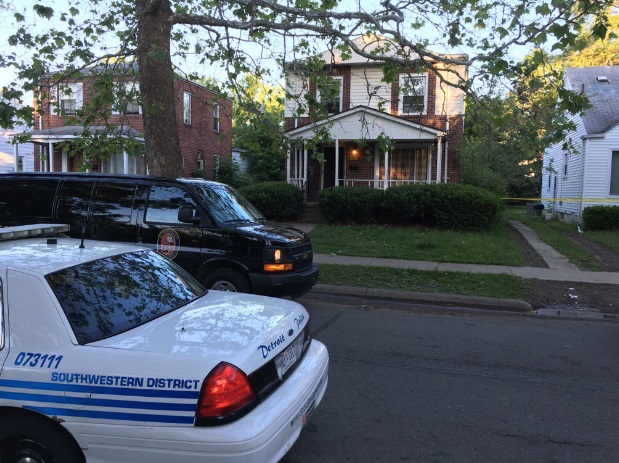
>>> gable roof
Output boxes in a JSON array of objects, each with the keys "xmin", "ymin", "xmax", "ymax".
[
  {"xmin": 285, "ymin": 106, "xmax": 444, "ymax": 140},
  {"xmin": 565, "ymin": 66, "xmax": 619, "ymax": 135}
]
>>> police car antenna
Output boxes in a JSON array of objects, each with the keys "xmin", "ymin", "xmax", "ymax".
[{"xmin": 79, "ymin": 213, "xmax": 86, "ymax": 249}]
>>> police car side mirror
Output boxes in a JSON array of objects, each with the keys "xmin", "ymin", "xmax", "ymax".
[{"xmin": 178, "ymin": 205, "xmax": 200, "ymax": 224}]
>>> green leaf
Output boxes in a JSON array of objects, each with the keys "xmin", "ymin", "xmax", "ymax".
[{"xmin": 33, "ymin": 4, "xmax": 54, "ymax": 19}]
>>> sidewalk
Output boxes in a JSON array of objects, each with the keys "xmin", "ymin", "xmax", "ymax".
[
  {"xmin": 295, "ymin": 221, "xmax": 619, "ymax": 285},
  {"xmin": 293, "ymin": 221, "xmax": 619, "ymax": 314}
]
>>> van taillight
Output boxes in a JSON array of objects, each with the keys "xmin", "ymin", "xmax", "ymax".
[{"xmin": 195, "ymin": 362, "xmax": 256, "ymax": 425}]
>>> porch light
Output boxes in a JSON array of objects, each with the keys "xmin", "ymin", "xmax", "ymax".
[{"xmin": 350, "ymin": 149, "xmax": 359, "ymax": 160}]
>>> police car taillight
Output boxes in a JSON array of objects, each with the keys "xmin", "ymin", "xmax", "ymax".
[{"xmin": 195, "ymin": 362, "xmax": 257, "ymax": 425}]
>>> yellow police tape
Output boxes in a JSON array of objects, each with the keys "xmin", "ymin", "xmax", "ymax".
[{"xmin": 504, "ymin": 198, "xmax": 619, "ymax": 203}]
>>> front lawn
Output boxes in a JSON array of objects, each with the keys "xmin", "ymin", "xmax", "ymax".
[
  {"xmin": 319, "ymin": 264, "xmax": 527, "ymax": 299},
  {"xmin": 309, "ymin": 224, "xmax": 524, "ymax": 266}
]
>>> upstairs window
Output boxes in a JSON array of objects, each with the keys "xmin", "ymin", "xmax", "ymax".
[
  {"xmin": 317, "ymin": 76, "xmax": 343, "ymax": 114},
  {"xmin": 213, "ymin": 103, "xmax": 220, "ymax": 132},
  {"xmin": 399, "ymin": 74, "xmax": 427, "ymax": 115},
  {"xmin": 113, "ymin": 82, "xmax": 142, "ymax": 115},
  {"xmin": 183, "ymin": 91, "xmax": 192, "ymax": 125},
  {"xmin": 50, "ymin": 83, "xmax": 83, "ymax": 115}
]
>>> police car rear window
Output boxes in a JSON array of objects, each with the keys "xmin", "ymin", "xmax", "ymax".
[{"xmin": 46, "ymin": 251, "xmax": 204, "ymax": 344}]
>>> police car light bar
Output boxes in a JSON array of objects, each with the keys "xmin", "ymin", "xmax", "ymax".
[{"xmin": 0, "ymin": 224, "xmax": 70, "ymax": 241}]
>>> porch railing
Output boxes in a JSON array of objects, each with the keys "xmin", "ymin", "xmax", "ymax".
[{"xmin": 338, "ymin": 179, "xmax": 437, "ymax": 188}]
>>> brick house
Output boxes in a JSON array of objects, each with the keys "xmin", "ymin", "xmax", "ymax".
[
  {"xmin": 11, "ymin": 70, "xmax": 232, "ymax": 179},
  {"xmin": 285, "ymin": 36, "xmax": 467, "ymax": 202}
]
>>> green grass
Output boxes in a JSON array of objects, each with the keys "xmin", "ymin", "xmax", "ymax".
[
  {"xmin": 505, "ymin": 206, "xmax": 619, "ymax": 267},
  {"xmin": 585, "ymin": 230, "xmax": 619, "ymax": 254},
  {"xmin": 319, "ymin": 264, "xmax": 527, "ymax": 299},
  {"xmin": 309, "ymin": 223, "xmax": 524, "ymax": 266}
]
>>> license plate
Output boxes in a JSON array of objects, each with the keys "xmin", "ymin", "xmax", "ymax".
[{"xmin": 275, "ymin": 343, "xmax": 298, "ymax": 379}]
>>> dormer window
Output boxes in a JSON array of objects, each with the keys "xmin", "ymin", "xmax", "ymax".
[
  {"xmin": 399, "ymin": 74, "xmax": 428, "ymax": 115},
  {"xmin": 317, "ymin": 76, "xmax": 343, "ymax": 114}
]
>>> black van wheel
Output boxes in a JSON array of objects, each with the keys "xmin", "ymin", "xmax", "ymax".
[
  {"xmin": 0, "ymin": 413, "xmax": 85, "ymax": 463},
  {"xmin": 203, "ymin": 269, "xmax": 250, "ymax": 293}
]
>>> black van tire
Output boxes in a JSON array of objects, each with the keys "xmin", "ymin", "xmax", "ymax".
[
  {"xmin": 0, "ymin": 412, "xmax": 85, "ymax": 463},
  {"xmin": 203, "ymin": 269, "xmax": 250, "ymax": 293}
]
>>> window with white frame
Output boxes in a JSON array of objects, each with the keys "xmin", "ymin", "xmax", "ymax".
[
  {"xmin": 399, "ymin": 74, "xmax": 427, "ymax": 114},
  {"xmin": 213, "ymin": 103, "xmax": 220, "ymax": 132},
  {"xmin": 317, "ymin": 76, "xmax": 343, "ymax": 114},
  {"xmin": 50, "ymin": 83, "xmax": 83, "ymax": 115},
  {"xmin": 183, "ymin": 91, "xmax": 192, "ymax": 125},
  {"xmin": 113, "ymin": 82, "xmax": 141, "ymax": 115},
  {"xmin": 611, "ymin": 151, "xmax": 619, "ymax": 195}
]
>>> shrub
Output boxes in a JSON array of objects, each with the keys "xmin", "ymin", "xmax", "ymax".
[
  {"xmin": 216, "ymin": 158, "xmax": 252, "ymax": 189},
  {"xmin": 318, "ymin": 186, "xmax": 385, "ymax": 224},
  {"xmin": 383, "ymin": 184, "xmax": 502, "ymax": 230},
  {"xmin": 238, "ymin": 182, "xmax": 304, "ymax": 221},
  {"xmin": 583, "ymin": 206, "xmax": 619, "ymax": 231}
]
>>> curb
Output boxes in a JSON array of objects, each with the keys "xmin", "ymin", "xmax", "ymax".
[{"xmin": 310, "ymin": 284, "xmax": 534, "ymax": 313}]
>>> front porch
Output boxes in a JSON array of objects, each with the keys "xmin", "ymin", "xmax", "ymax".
[
  {"xmin": 285, "ymin": 106, "xmax": 451, "ymax": 202},
  {"xmin": 10, "ymin": 126, "xmax": 145, "ymax": 174}
]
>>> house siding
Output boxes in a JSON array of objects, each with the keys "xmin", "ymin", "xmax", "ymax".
[
  {"xmin": 542, "ymin": 112, "xmax": 619, "ymax": 221},
  {"xmin": 349, "ymin": 66, "xmax": 392, "ymax": 111}
]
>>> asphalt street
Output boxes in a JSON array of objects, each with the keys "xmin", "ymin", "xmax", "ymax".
[{"xmin": 282, "ymin": 293, "xmax": 619, "ymax": 463}]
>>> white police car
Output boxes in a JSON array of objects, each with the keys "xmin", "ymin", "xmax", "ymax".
[{"xmin": 0, "ymin": 224, "xmax": 328, "ymax": 463}]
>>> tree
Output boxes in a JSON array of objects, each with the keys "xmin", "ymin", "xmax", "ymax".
[
  {"xmin": 1, "ymin": 0, "xmax": 614, "ymax": 176},
  {"xmin": 232, "ymin": 74, "xmax": 286, "ymax": 182}
]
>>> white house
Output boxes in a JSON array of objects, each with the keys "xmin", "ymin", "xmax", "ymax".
[
  {"xmin": 0, "ymin": 127, "xmax": 35, "ymax": 173},
  {"xmin": 542, "ymin": 66, "xmax": 619, "ymax": 222}
]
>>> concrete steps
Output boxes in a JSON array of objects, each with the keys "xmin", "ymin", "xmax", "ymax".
[{"xmin": 300, "ymin": 203, "xmax": 324, "ymax": 223}]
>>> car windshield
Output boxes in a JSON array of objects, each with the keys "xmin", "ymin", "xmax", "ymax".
[
  {"xmin": 46, "ymin": 250, "xmax": 205, "ymax": 344},
  {"xmin": 190, "ymin": 183, "xmax": 265, "ymax": 225}
]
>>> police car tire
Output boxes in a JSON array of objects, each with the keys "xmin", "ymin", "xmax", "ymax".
[
  {"xmin": 203, "ymin": 268, "xmax": 250, "ymax": 293},
  {"xmin": 0, "ymin": 412, "xmax": 85, "ymax": 463}
]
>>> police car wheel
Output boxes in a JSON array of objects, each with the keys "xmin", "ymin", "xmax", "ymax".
[
  {"xmin": 203, "ymin": 269, "xmax": 250, "ymax": 293},
  {"xmin": 0, "ymin": 414, "xmax": 84, "ymax": 463}
]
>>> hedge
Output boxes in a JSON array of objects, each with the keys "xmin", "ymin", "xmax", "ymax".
[
  {"xmin": 238, "ymin": 182, "xmax": 304, "ymax": 221},
  {"xmin": 318, "ymin": 186, "xmax": 385, "ymax": 224},
  {"xmin": 583, "ymin": 206, "xmax": 619, "ymax": 231},
  {"xmin": 319, "ymin": 183, "xmax": 502, "ymax": 230}
]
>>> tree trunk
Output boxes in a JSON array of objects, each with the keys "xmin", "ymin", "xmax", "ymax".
[{"xmin": 136, "ymin": 0, "xmax": 183, "ymax": 178}]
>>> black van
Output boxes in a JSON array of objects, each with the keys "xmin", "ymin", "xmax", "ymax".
[{"xmin": 0, "ymin": 173, "xmax": 318, "ymax": 297}]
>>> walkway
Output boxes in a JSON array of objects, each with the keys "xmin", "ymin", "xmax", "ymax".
[{"xmin": 294, "ymin": 222, "xmax": 619, "ymax": 285}]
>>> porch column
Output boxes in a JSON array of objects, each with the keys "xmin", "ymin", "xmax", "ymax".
[
  {"xmin": 436, "ymin": 138, "xmax": 443, "ymax": 183},
  {"xmin": 286, "ymin": 148, "xmax": 291, "ymax": 183},
  {"xmin": 334, "ymin": 139, "xmax": 340, "ymax": 186},
  {"xmin": 123, "ymin": 151, "xmax": 129, "ymax": 174},
  {"xmin": 384, "ymin": 150, "xmax": 389, "ymax": 190},
  {"xmin": 13, "ymin": 143, "xmax": 18, "ymax": 172},
  {"xmin": 61, "ymin": 148, "xmax": 68, "ymax": 172},
  {"xmin": 303, "ymin": 148, "xmax": 308, "ymax": 189},
  {"xmin": 48, "ymin": 142, "xmax": 54, "ymax": 172}
]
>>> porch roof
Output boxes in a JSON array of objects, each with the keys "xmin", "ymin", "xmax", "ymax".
[
  {"xmin": 16, "ymin": 125, "xmax": 144, "ymax": 143},
  {"xmin": 285, "ymin": 106, "xmax": 445, "ymax": 141}
]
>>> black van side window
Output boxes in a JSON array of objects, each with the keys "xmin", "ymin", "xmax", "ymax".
[
  {"xmin": 93, "ymin": 183, "xmax": 136, "ymax": 224},
  {"xmin": 0, "ymin": 179, "xmax": 58, "ymax": 223},
  {"xmin": 145, "ymin": 185, "xmax": 197, "ymax": 224},
  {"xmin": 57, "ymin": 181, "xmax": 94, "ymax": 225}
]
